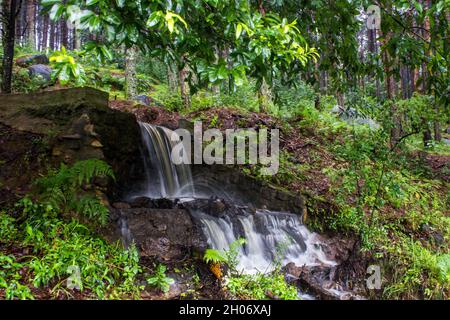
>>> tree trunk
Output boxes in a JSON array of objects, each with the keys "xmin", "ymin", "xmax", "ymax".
[
  {"xmin": 421, "ymin": 0, "xmax": 433, "ymax": 147},
  {"xmin": 42, "ymin": 14, "xmax": 49, "ymax": 51},
  {"xmin": 49, "ymin": 21, "xmax": 55, "ymax": 50},
  {"xmin": 380, "ymin": 5, "xmax": 401, "ymax": 147},
  {"xmin": 167, "ymin": 63, "xmax": 178, "ymax": 92},
  {"xmin": 434, "ymin": 121, "xmax": 442, "ymax": 142},
  {"xmin": 1, "ymin": 0, "xmax": 20, "ymax": 94},
  {"xmin": 178, "ymin": 59, "xmax": 191, "ymax": 109},
  {"xmin": 26, "ymin": 0, "xmax": 35, "ymax": 49},
  {"xmin": 60, "ymin": 18, "xmax": 68, "ymax": 48},
  {"xmin": 125, "ymin": 45, "xmax": 138, "ymax": 100}
]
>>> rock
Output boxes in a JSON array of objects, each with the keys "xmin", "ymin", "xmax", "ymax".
[
  {"xmin": 206, "ymin": 198, "xmax": 227, "ymax": 217},
  {"xmin": 84, "ymin": 124, "xmax": 98, "ymax": 137},
  {"xmin": 16, "ymin": 54, "xmax": 49, "ymax": 67},
  {"xmin": 28, "ymin": 64, "xmax": 52, "ymax": 82},
  {"xmin": 112, "ymin": 202, "xmax": 131, "ymax": 210},
  {"xmin": 130, "ymin": 196, "xmax": 154, "ymax": 208},
  {"xmin": 135, "ymin": 95, "xmax": 153, "ymax": 106},
  {"xmin": 130, "ymin": 197, "xmax": 175, "ymax": 209},
  {"xmin": 153, "ymin": 198, "xmax": 176, "ymax": 209},
  {"xmin": 432, "ymin": 231, "xmax": 444, "ymax": 245},
  {"xmin": 284, "ymin": 263, "xmax": 342, "ymax": 300},
  {"xmin": 61, "ymin": 134, "xmax": 82, "ymax": 140},
  {"xmin": 180, "ymin": 198, "xmax": 247, "ymax": 219},
  {"xmin": 90, "ymin": 140, "xmax": 103, "ymax": 148},
  {"xmin": 117, "ymin": 208, "xmax": 205, "ymax": 260}
]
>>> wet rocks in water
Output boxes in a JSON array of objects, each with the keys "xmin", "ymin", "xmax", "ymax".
[
  {"xmin": 112, "ymin": 202, "xmax": 131, "ymax": 210},
  {"xmin": 130, "ymin": 196, "xmax": 175, "ymax": 209},
  {"xmin": 181, "ymin": 197, "xmax": 248, "ymax": 218},
  {"xmin": 28, "ymin": 64, "xmax": 52, "ymax": 82},
  {"xmin": 284, "ymin": 263, "xmax": 358, "ymax": 300}
]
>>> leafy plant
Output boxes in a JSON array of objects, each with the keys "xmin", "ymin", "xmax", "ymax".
[
  {"xmin": 0, "ymin": 213, "xmax": 18, "ymax": 243},
  {"xmin": 203, "ymin": 249, "xmax": 227, "ymax": 265},
  {"xmin": 226, "ymin": 273, "xmax": 299, "ymax": 300},
  {"xmin": 50, "ymin": 46, "xmax": 87, "ymax": 86},
  {"xmin": 17, "ymin": 199, "xmax": 142, "ymax": 299},
  {"xmin": 34, "ymin": 159, "xmax": 114, "ymax": 225},
  {"xmin": 0, "ymin": 254, "xmax": 34, "ymax": 300},
  {"xmin": 146, "ymin": 264, "xmax": 174, "ymax": 294}
]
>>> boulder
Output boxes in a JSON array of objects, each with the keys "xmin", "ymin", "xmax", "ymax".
[
  {"xmin": 16, "ymin": 54, "xmax": 49, "ymax": 67},
  {"xmin": 180, "ymin": 197, "xmax": 248, "ymax": 219},
  {"xmin": 28, "ymin": 64, "xmax": 52, "ymax": 82},
  {"xmin": 0, "ymin": 87, "xmax": 145, "ymax": 199},
  {"xmin": 114, "ymin": 208, "xmax": 206, "ymax": 260},
  {"xmin": 284, "ymin": 263, "xmax": 361, "ymax": 300},
  {"xmin": 130, "ymin": 196, "xmax": 176, "ymax": 209},
  {"xmin": 135, "ymin": 95, "xmax": 153, "ymax": 106}
]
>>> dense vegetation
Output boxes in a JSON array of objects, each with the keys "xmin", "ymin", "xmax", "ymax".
[{"xmin": 0, "ymin": 0, "xmax": 449, "ymax": 300}]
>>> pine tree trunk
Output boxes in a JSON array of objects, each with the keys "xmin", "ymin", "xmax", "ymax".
[
  {"xmin": 421, "ymin": 0, "xmax": 432, "ymax": 147},
  {"xmin": 26, "ymin": 0, "xmax": 35, "ymax": 49},
  {"xmin": 434, "ymin": 121, "xmax": 442, "ymax": 142},
  {"xmin": 42, "ymin": 14, "xmax": 49, "ymax": 51},
  {"xmin": 49, "ymin": 21, "xmax": 55, "ymax": 50},
  {"xmin": 60, "ymin": 18, "xmax": 68, "ymax": 48},
  {"xmin": 1, "ymin": 0, "xmax": 20, "ymax": 94},
  {"xmin": 125, "ymin": 45, "xmax": 138, "ymax": 100},
  {"xmin": 380, "ymin": 5, "xmax": 401, "ymax": 147}
]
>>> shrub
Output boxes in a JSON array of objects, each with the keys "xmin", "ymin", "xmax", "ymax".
[
  {"xmin": 34, "ymin": 159, "xmax": 114, "ymax": 225},
  {"xmin": 146, "ymin": 264, "xmax": 174, "ymax": 293}
]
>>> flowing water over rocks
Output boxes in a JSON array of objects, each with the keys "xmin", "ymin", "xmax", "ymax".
[{"xmin": 118, "ymin": 122, "xmax": 362, "ymax": 299}]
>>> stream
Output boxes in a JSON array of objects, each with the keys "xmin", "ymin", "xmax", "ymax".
[{"xmin": 126, "ymin": 122, "xmax": 357, "ymax": 299}]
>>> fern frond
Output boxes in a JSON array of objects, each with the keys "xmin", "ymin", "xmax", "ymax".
[
  {"xmin": 203, "ymin": 249, "xmax": 227, "ymax": 264},
  {"xmin": 33, "ymin": 160, "xmax": 114, "ymax": 226},
  {"xmin": 70, "ymin": 159, "xmax": 115, "ymax": 187},
  {"xmin": 75, "ymin": 195, "xmax": 109, "ymax": 226}
]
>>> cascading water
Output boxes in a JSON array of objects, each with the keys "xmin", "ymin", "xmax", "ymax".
[
  {"xmin": 137, "ymin": 123, "xmax": 336, "ymax": 275},
  {"xmin": 192, "ymin": 209, "xmax": 336, "ymax": 274},
  {"xmin": 139, "ymin": 122, "xmax": 195, "ymax": 198}
]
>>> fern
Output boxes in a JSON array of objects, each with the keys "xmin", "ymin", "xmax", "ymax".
[
  {"xmin": 34, "ymin": 160, "xmax": 114, "ymax": 226},
  {"xmin": 70, "ymin": 159, "xmax": 115, "ymax": 187},
  {"xmin": 75, "ymin": 195, "xmax": 109, "ymax": 226},
  {"xmin": 203, "ymin": 249, "xmax": 227, "ymax": 264},
  {"xmin": 203, "ymin": 238, "xmax": 247, "ymax": 274}
]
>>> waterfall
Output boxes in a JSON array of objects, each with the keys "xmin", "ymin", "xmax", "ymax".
[
  {"xmin": 139, "ymin": 122, "xmax": 194, "ymax": 198},
  {"xmin": 192, "ymin": 209, "xmax": 336, "ymax": 274},
  {"xmin": 136, "ymin": 122, "xmax": 336, "ymax": 275}
]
